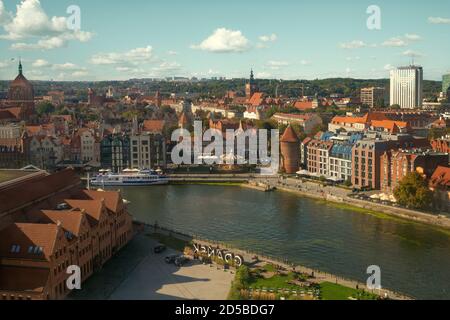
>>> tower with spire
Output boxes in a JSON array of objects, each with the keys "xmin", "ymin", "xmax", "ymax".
[
  {"xmin": 245, "ymin": 69, "xmax": 258, "ymax": 100},
  {"xmin": 18, "ymin": 58, "xmax": 23, "ymax": 75}
]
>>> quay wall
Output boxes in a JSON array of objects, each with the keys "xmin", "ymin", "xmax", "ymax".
[{"xmin": 137, "ymin": 223, "xmax": 412, "ymax": 300}]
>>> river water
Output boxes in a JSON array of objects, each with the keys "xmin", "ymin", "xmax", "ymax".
[{"xmin": 118, "ymin": 185, "xmax": 450, "ymax": 300}]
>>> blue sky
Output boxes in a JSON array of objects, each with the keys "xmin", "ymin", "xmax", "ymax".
[{"xmin": 0, "ymin": 0, "xmax": 449, "ymax": 81}]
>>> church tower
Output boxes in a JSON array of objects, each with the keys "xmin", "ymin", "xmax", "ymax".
[{"xmin": 245, "ymin": 69, "xmax": 257, "ymax": 100}]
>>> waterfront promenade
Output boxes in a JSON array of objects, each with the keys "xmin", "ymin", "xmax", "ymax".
[
  {"xmin": 268, "ymin": 176, "xmax": 450, "ymax": 230},
  {"xmin": 143, "ymin": 224, "xmax": 412, "ymax": 300}
]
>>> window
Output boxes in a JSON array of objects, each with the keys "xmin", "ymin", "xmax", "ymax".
[{"xmin": 10, "ymin": 245, "xmax": 21, "ymax": 253}]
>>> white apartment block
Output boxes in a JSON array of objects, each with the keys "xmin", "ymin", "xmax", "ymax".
[
  {"xmin": 390, "ymin": 66, "xmax": 423, "ymax": 109},
  {"xmin": 0, "ymin": 124, "xmax": 21, "ymax": 139},
  {"xmin": 130, "ymin": 134, "xmax": 152, "ymax": 170}
]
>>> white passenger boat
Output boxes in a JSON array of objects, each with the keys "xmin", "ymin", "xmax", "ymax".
[{"xmin": 90, "ymin": 169, "xmax": 169, "ymax": 187}]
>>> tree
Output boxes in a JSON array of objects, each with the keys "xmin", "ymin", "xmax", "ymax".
[
  {"xmin": 36, "ymin": 102, "xmax": 55, "ymax": 115},
  {"xmin": 394, "ymin": 172, "xmax": 434, "ymax": 210}
]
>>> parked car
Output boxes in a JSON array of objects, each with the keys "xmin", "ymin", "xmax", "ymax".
[
  {"xmin": 174, "ymin": 256, "xmax": 190, "ymax": 267},
  {"xmin": 154, "ymin": 244, "xmax": 166, "ymax": 254},
  {"xmin": 165, "ymin": 254, "xmax": 180, "ymax": 264}
]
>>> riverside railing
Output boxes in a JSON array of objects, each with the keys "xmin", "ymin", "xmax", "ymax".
[{"xmin": 136, "ymin": 221, "xmax": 412, "ymax": 300}]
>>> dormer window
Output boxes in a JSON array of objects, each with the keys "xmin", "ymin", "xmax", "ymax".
[
  {"xmin": 27, "ymin": 246, "xmax": 43, "ymax": 254},
  {"xmin": 10, "ymin": 245, "xmax": 21, "ymax": 253}
]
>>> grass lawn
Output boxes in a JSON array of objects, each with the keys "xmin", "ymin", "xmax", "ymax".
[
  {"xmin": 147, "ymin": 233, "xmax": 191, "ymax": 252},
  {"xmin": 319, "ymin": 282, "xmax": 378, "ymax": 300},
  {"xmin": 0, "ymin": 170, "xmax": 30, "ymax": 183},
  {"xmin": 248, "ymin": 272, "xmax": 302, "ymax": 291}
]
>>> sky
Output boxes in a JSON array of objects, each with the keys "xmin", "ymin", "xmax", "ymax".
[{"xmin": 0, "ymin": 0, "xmax": 450, "ymax": 81}]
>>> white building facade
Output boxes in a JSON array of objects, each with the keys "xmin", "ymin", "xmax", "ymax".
[{"xmin": 390, "ymin": 66, "xmax": 423, "ymax": 109}]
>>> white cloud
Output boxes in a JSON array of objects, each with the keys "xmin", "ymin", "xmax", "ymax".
[
  {"xmin": 267, "ymin": 60, "xmax": 289, "ymax": 69},
  {"xmin": 402, "ymin": 50, "xmax": 424, "ymax": 58},
  {"xmin": 167, "ymin": 50, "xmax": 178, "ymax": 55},
  {"xmin": 116, "ymin": 66, "xmax": 132, "ymax": 72},
  {"xmin": 152, "ymin": 61, "xmax": 181, "ymax": 73},
  {"xmin": 382, "ymin": 37, "xmax": 407, "ymax": 47},
  {"xmin": 256, "ymin": 72, "xmax": 271, "ymax": 78},
  {"xmin": 339, "ymin": 40, "xmax": 367, "ymax": 49},
  {"xmin": 71, "ymin": 70, "xmax": 88, "ymax": 78},
  {"xmin": 382, "ymin": 34, "xmax": 422, "ymax": 48},
  {"xmin": 0, "ymin": 0, "xmax": 11, "ymax": 25},
  {"xmin": 52, "ymin": 62, "xmax": 79, "ymax": 70},
  {"xmin": 0, "ymin": 0, "xmax": 93, "ymax": 50},
  {"xmin": 404, "ymin": 33, "xmax": 422, "ymax": 41},
  {"xmin": 428, "ymin": 16, "xmax": 450, "ymax": 24},
  {"xmin": 300, "ymin": 60, "xmax": 311, "ymax": 65},
  {"xmin": 384, "ymin": 64, "xmax": 395, "ymax": 71},
  {"xmin": 91, "ymin": 46, "xmax": 154, "ymax": 65},
  {"xmin": 191, "ymin": 28, "xmax": 250, "ymax": 53},
  {"xmin": 32, "ymin": 59, "xmax": 49, "ymax": 67},
  {"xmin": 346, "ymin": 56, "xmax": 361, "ymax": 61},
  {"xmin": 259, "ymin": 33, "xmax": 277, "ymax": 42}
]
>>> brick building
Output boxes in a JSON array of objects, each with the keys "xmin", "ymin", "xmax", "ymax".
[
  {"xmin": 352, "ymin": 134, "xmax": 430, "ymax": 190},
  {"xmin": 430, "ymin": 166, "xmax": 450, "ymax": 213},
  {"xmin": 0, "ymin": 169, "xmax": 133, "ymax": 300},
  {"xmin": 380, "ymin": 150, "xmax": 449, "ymax": 193}
]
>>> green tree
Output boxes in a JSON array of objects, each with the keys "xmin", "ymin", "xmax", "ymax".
[
  {"xmin": 393, "ymin": 172, "xmax": 434, "ymax": 210},
  {"xmin": 36, "ymin": 101, "xmax": 55, "ymax": 115}
]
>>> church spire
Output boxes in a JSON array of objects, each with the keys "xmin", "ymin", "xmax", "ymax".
[{"xmin": 18, "ymin": 59, "xmax": 23, "ymax": 75}]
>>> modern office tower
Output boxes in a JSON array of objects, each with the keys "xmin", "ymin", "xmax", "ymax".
[
  {"xmin": 361, "ymin": 87, "xmax": 386, "ymax": 108},
  {"xmin": 443, "ymin": 74, "xmax": 450, "ymax": 97},
  {"xmin": 390, "ymin": 66, "xmax": 423, "ymax": 109}
]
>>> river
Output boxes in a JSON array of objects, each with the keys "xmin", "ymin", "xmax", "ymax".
[{"xmin": 118, "ymin": 184, "xmax": 450, "ymax": 300}]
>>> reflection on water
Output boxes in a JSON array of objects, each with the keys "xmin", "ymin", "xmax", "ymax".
[{"xmin": 119, "ymin": 185, "xmax": 450, "ymax": 299}]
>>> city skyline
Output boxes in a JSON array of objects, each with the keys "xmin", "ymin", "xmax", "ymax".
[{"xmin": 0, "ymin": 0, "xmax": 450, "ymax": 81}]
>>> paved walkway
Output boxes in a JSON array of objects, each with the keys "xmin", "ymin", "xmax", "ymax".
[{"xmin": 70, "ymin": 234, "xmax": 234, "ymax": 300}]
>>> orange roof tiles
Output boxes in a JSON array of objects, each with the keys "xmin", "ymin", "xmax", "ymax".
[
  {"xmin": 142, "ymin": 120, "xmax": 166, "ymax": 133},
  {"xmin": 0, "ymin": 223, "xmax": 61, "ymax": 261},
  {"xmin": 248, "ymin": 92, "xmax": 264, "ymax": 107},
  {"xmin": 294, "ymin": 101, "xmax": 314, "ymax": 110},
  {"xmin": 78, "ymin": 189, "xmax": 122, "ymax": 213},
  {"xmin": 281, "ymin": 126, "xmax": 299, "ymax": 143},
  {"xmin": 64, "ymin": 199, "xmax": 105, "ymax": 226},
  {"xmin": 34, "ymin": 210, "xmax": 85, "ymax": 237},
  {"xmin": 0, "ymin": 169, "xmax": 81, "ymax": 216},
  {"xmin": 430, "ymin": 166, "xmax": 450, "ymax": 189}
]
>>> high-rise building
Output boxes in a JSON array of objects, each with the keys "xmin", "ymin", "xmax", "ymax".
[
  {"xmin": 390, "ymin": 66, "xmax": 423, "ymax": 109},
  {"xmin": 442, "ymin": 74, "xmax": 450, "ymax": 96},
  {"xmin": 361, "ymin": 87, "xmax": 386, "ymax": 108}
]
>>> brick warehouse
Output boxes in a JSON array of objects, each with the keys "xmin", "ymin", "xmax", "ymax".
[{"xmin": 0, "ymin": 169, "xmax": 134, "ymax": 300}]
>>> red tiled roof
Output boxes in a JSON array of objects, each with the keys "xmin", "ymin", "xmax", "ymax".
[
  {"xmin": 64, "ymin": 199, "xmax": 105, "ymax": 226},
  {"xmin": 430, "ymin": 166, "xmax": 450, "ymax": 188},
  {"xmin": 281, "ymin": 126, "xmax": 299, "ymax": 143},
  {"xmin": 78, "ymin": 189, "xmax": 122, "ymax": 213},
  {"xmin": 34, "ymin": 210, "xmax": 85, "ymax": 237},
  {"xmin": 143, "ymin": 120, "xmax": 166, "ymax": 133},
  {"xmin": 294, "ymin": 101, "xmax": 313, "ymax": 110},
  {"xmin": 0, "ymin": 169, "xmax": 81, "ymax": 215},
  {"xmin": 0, "ymin": 223, "xmax": 61, "ymax": 261},
  {"xmin": 248, "ymin": 92, "xmax": 264, "ymax": 107}
]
